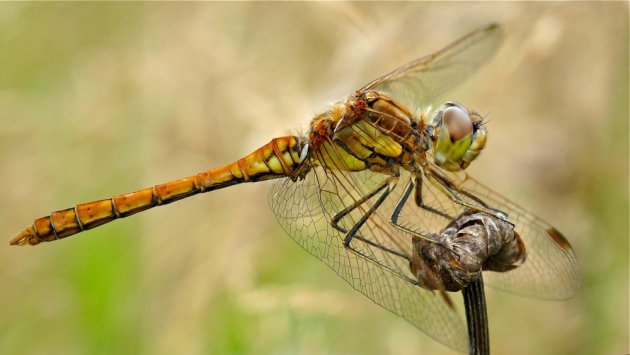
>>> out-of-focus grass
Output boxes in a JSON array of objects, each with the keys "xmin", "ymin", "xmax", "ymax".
[{"xmin": 0, "ymin": 3, "xmax": 627, "ymax": 355}]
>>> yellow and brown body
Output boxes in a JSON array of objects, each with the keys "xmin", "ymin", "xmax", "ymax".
[
  {"xmin": 10, "ymin": 136, "xmax": 304, "ymax": 246},
  {"xmin": 11, "ymin": 91, "xmax": 424, "ymax": 247},
  {"xmin": 11, "ymin": 92, "xmax": 484, "ymax": 247},
  {"xmin": 308, "ymin": 92, "xmax": 424, "ymax": 174}
]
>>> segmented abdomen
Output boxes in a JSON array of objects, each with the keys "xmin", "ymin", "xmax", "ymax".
[{"xmin": 11, "ymin": 136, "xmax": 303, "ymax": 246}]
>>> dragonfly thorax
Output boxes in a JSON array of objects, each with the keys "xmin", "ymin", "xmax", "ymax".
[{"xmin": 305, "ymin": 93, "xmax": 425, "ymax": 174}]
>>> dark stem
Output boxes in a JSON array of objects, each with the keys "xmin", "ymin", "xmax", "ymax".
[{"xmin": 463, "ymin": 275, "xmax": 489, "ymax": 355}]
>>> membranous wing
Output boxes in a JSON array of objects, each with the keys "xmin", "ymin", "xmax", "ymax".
[
  {"xmin": 400, "ymin": 158, "xmax": 580, "ymax": 300},
  {"xmin": 440, "ymin": 170, "xmax": 581, "ymax": 300},
  {"xmin": 269, "ymin": 165, "xmax": 469, "ymax": 352},
  {"xmin": 360, "ymin": 24, "xmax": 503, "ymax": 115}
]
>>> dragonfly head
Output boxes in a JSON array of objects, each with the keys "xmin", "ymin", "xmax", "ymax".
[{"xmin": 429, "ymin": 102, "xmax": 487, "ymax": 171}]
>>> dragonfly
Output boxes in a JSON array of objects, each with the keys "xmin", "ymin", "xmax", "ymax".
[{"xmin": 10, "ymin": 24, "xmax": 579, "ymax": 352}]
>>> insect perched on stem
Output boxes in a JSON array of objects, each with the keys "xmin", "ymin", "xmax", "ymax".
[{"xmin": 11, "ymin": 24, "xmax": 579, "ymax": 352}]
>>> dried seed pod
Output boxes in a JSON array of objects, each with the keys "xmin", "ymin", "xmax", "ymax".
[{"xmin": 410, "ymin": 211, "xmax": 526, "ymax": 292}]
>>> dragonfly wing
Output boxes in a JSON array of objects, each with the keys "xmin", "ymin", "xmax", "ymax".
[
  {"xmin": 389, "ymin": 162, "xmax": 579, "ymax": 300},
  {"xmin": 423, "ymin": 169, "xmax": 580, "ymax": 300},
  {"xmin": 269, "ymin": 166, "xmax": 468, "ymax": 352},
  {"xmin": 361, "ymin": 24, "xmax": 503, "ymax": 115}
]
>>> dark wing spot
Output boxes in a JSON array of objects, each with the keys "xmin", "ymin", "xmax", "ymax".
[{"xmin": 547, "ymin": 227, "xmax": 572, "ymax": 251}]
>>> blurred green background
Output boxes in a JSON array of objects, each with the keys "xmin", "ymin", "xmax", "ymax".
[{"xmin": 0, "ymin": 3, "xmax": 627, "ymax": 355}]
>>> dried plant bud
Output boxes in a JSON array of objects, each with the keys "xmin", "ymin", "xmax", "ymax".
[{"xmin": 410, "ymin": 211, "xmax": 526, "ymax": 292}]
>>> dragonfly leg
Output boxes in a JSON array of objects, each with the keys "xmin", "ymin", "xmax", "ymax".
[
  {"xmin": 349, "ymin": 234, "xmax": 410, "ymax": 260},
  {"xmin": 423, "ymin": 166, "xmax": 510, "ymax": 222},
  {"xmin": 413, "ymin": 174, "xmax": 455, "ymax": 220},
  {"xmin": 331, "ymin": 176, "xmax": 399, "ymax": 247},
  {"xmin": 344, "ymin": 245, "xmax": 421, "ymax": 286},
  {"xmin": 389, "ymin": 178, "xmax": 445, "ymax": 243},
  {"xmin": 330, "ymin": 179, "xmax": 389, "ymax": 235},
  {"xmin": 343, "ymin": 183, "xmax": 394, "ymax": 247},
  {"xmin": 329, "ymin": 175, "xmax": 415, "ymax": 271}
]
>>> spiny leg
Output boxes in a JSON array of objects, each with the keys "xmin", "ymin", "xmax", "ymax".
[
  {"xmin": 389, "ymin": 177, "xmax": 446, "ymax": 243},
  {"xmin": 346, "ymin": 245, "xmax": 422, "ymax": 286},
  {"xmin": 343, "ymin": 178, "xmax": 396, "ymax": 247},
  {"xmin": 331, "ymin": 176, "xmax": 398, "ymax": 246},
  {"xmin": 423, "ymin": 166, "xmax": 510, "ymax": 222},
  {"xmin": 387, "ymin": 175, "xmax": 460, "ymax": 305},
  {"xmin": 331, "ymin": 178, "xmax": 390, "ymax": 234},
  {"xmin": 413, "ymin": 174, "xmax": 454, "ymax": 220},
  {"xmin": 330, "ymin": 175, "xmax": 412, "ymax": 260}
]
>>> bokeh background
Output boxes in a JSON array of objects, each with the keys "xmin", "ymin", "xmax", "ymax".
[{"xmin": 0, "ymin": 3, "xmax": 627, "ymax": 355}]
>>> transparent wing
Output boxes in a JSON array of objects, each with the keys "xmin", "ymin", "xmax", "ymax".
[
  {"xmin": 396, "ymin": 158, "xmax": 580, "ymax": 300},
  {"xmin": 360, "ymin": 23, "xmax": 503, "ymax": 114},
  {"xmin": 269, "ymin": 165, "xmax": 468, "ymax": 352},
  {"xmin": 443, "ymin": 170, "xmax": 581, "ymax": 300}
]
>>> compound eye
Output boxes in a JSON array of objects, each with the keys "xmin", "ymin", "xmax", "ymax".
[{"xmin": 443, "ymin": 106, "xmax": 473, "ymax": 141}]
